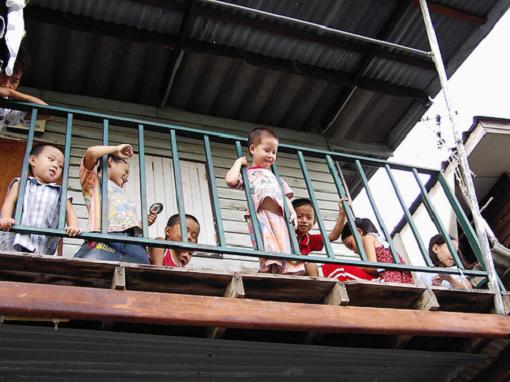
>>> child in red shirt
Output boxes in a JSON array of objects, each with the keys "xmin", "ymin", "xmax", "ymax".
[
  {"xmin": 293, "ymin": 198, "xmax": 373, "ymax": 280},
  {"xmin": 149, "ymin": 213, "xmax": 200, "ymax": 267}
]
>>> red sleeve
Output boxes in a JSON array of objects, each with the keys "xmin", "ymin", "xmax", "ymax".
[{"xmin": 309, "ymin": 234, "xmax": 324, "ymax": 251}]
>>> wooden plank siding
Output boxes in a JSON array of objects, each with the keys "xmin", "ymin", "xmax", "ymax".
[{"xmin": 0, "ymin": 89, "xmax": 357, "ymax": 273}]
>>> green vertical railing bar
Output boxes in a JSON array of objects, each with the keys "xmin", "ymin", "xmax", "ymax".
[
  {"xmin": 412, "ymin": 169, "xmax": 463, "ymax": 268},
  {"xmin": 235, "ymin": 141, "xmax": 263, "ymax": 251},
  {"xmin": 385, "ymin": 165, "xmax": 432, "ymax": 267},
  {"xmin": 325, "ymin": 155, "xmax": 367, "ymax": 262},
  {"xmin": 101, "ymin": 119, "xmax": 109, "ymax": 235},
  {"xmin": 170, "ymin": 130, "xmax": 188, "ymax": 243},
  {"xmin": 437, "ymin": 172, "xmax": 482, "ymax": 263},
  {"xmin": 272, "ymin": 163, "xmax": 300, "ymax": 255},
  {"xmin": 297, "ymin": 151, "xmax": 334, "ymax": 259},
  {"xmin": 138, "ymin": 124, "xmax": 149, "ymax": 238},
  {"xmin": 203, "ymin": 135, "xmax": 226, "ymax": 247},
  {"xmin": 57, "ymin": 113, "xmax": 73, "ymax": 230},
  {"xmin": 14, "ymin": 108, "xmax": 38, "ymax": 224},
  {"xmin": 437, "ymin": 172, "xmax": 501, "ymax": 290},
  {"xmin": 354, "ymin": 160, "xmax": 400, "ymax": 263}
]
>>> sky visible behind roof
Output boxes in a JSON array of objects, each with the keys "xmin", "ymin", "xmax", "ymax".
[{"xmin": 352, "ymin": 8, "xmax": 510, "ymax": 233}]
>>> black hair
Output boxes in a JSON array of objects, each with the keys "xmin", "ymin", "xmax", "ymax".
[
  {"xmin": 292, "ymin": 198, "xmax": 313, "ymax": 210},
  {"xmin": 13, "ymin": 44, "xmax": 31, "ymax": 76},
  {"xmin": 247, "ymin": 127, "xmax": 278, "ymax": 146},
  {"xmin": 428, "ymin": 234, "xmax": 457, "ymax": 267},
  {"xmin": 341, "ymin": 217, "xmax": 378, "ymax": 239},
  {"xmin": 97, "ymin": 155, "xmax": 127, "ymax": 173},
  {"xmin": 30, "ymin": 143, "xmax": 62, "ymax": 158},
  {"xmin": 166, "ymin": 213, "xmax": 200, "ymax": 230}
]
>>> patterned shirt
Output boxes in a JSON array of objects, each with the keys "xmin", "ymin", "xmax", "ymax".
[
  {"xmin": 0, "ymin": 106, "xmax": 26, "ymax": 128},
  {"xmin": 236, "ymin": 166, "xmax": 292, "ymax": 212},
  {"xmin": 80, "ymin": 160, "xmax": 141, "ymax": 233},
  {"xmin": 0, "ymin": 177, "xmax": 65, "ymax": 255}
]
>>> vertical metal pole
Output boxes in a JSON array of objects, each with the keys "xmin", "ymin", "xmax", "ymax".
[
  {"xmin": 58, "ymin": 113, "xmax": 73, "ymax": 230},
  {"xmin": 170, "ymin": 130, "xmax": 188, "ymax": 243},
  {"xmin": 138, "ymin": 124, "xmax": 149, "ymax": 238},
  {"xmin": 101, "ymin": 119, "xmax": 109, "ymax": 235},
  {"xmin": 325, "ymin": 155, "xmax": 367, "ymax": 262},
  {"xmin": 385, "ymin": 165, "xmax": 431, "ymax": 267},
  {"xmin": 297, "ymin": 151, "xmax": 334, "ymax": 259},
  {"xmin": 203, "ymin": 135, "xmax": 226, "ymax": 247},
  {"xmin": 14, "ymin": 108, "xmax": 38, "ymax": 225},
  {"xmin": 418, "ymin": 0, "xmax": 504, "ymax": 314},
  {"xmin": 354, "ymin": 160, "xmax": 400, "ymax": 263},
  {"xmin": 272, "ymin": 163, "xmax": 300, "ymax": 255},
  {"xmin": 235, "ymin": 141, "xmax": 263, "ymax": 251}
]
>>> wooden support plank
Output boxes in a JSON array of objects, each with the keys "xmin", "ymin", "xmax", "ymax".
[
  {"xmin": 112, "ymin": 266, "xmax": 126, "ymax": 291},
  {"xmin": 206, "ymin": 275, "xmax": 245, "ymax": 339},
  {"xmin": 305, "ymin": 283, "xmax": 350, "ymax": 344},
  {"xmin": 393, "ymin": 289, "xmax": 440, "ymax": 348},
  {"xmin": 1, "ymin": 281, "xmax": 510, "ymax": 338}
]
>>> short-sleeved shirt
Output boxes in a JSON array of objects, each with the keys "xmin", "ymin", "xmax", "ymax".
[
  {"xmin": 80, "ymin": 160, "xmax": 141, "ymax": 233},
  {"xmin": 236, "ymin": 166, "xmax": 292, "ymax": 212},
  {"xmin": 0, "ymin": 106, "xmax": 26, "ymax": 128},
  {"xmin": 298, "ymin": 233, "xmax": 324, "ymax": 255},
  {"xmin": 0, "ymin": 177, "xmax": 66, "ymax": 255}
]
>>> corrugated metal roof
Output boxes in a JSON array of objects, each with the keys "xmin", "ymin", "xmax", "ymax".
[
  {"xmin": 22, "ymin": 0, "xmax": 508, "ymax": 151},
  {"xmin": 0, "ymin": 324, "xmax": 485, "ymax": 381}
]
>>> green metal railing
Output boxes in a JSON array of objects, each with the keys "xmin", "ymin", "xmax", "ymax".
[{"xmin": 0, "ymin": 100, "xmax": 494, "ymax": 283}]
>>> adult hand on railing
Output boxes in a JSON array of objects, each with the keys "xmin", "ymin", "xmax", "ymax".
[
  {"xmin": 114, "ymin": 144, "xmax": 133, "ymax": 160},
  {"xmin": 0, "ymin": 217, "xmax": 15, "ymax": 231}
]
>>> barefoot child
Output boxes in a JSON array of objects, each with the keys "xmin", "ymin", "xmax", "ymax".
[
  {"xmin": 341, "ymin": 218, "xmax": 413, "ymax": 283},
  {"xmin": 149, "ymin": 213, "xmax": 200, "ymax": 267},
  {"xmin": 0, "ymin": 143, "xmax": 80, "ymax": 254},
  {"xmin": 225, "ymin": 127, "xmax": 302, "ymax": 275},
  {"xmin": 74, "ymin": 144, "xmax": 156, "ymax": 264}
]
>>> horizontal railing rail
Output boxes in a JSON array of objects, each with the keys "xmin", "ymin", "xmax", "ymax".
[{"xmin": 0, "ymin": 100, "xmax": 495, "ymax": 285}]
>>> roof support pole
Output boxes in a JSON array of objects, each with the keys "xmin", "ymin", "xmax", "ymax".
[{"xmin": 418, "ymin": 0, "xmax": 505, "ymax": 315}]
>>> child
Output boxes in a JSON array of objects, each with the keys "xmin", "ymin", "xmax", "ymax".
[
  {"xmin": 149, "ymin": 213, "xmax": 200, "ymax": 267},
  {"xmin": 0, "ymin": 47, "xmax": 49, "ymax": 127},
  {"xmin": 423, "ymin": 234, "xmax": 472, "ymax": 289},
  {"xmin": 292, "ymin": 198, "xmax": 374, "ymax": 280},
  {"xmin": 0, "ymin": 143, "xmax": 80, "ymax": 254},
  {"xmin": 73, "ymin": 144, "xmax": 156, "ymax": 264},
  {"xmin": 225, "ymin": 127, "xmax": 302, "ymax": 274},
  {"xmin": 341, "ymin": 218, "xmax": 413, "ymax": 284}
]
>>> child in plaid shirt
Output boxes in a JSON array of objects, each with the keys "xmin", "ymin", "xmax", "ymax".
[{"xmin": 0, "ymin": 144, "xmax": 80, "ymax": 255}]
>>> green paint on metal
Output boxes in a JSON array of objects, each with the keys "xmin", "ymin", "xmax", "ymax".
[
  {"xmin": 325, "ymin": 155, "xmax": 367, "ymax": 262},
  {"xmin": 58, "ymin": 113, "xmax": 73, "ymax": 230},
  {"xmin": 170, "ymin": 130, "xmax": 188, "ymax": 243},
  {"xmin": 138, "ymin": 124, "xmax": 149, "ymax": 238},
  {"xmin": 101, "ymin": 119, "xmax": 109, "ymax": 235},
  {"xmin": 203, "ymin": 135, "xmax": 226, "ymax": 247}
]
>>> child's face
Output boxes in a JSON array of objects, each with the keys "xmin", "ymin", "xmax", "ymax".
[
  {"xmin": 295, "ymin": 204, "xmax": 315, "ymax": 236},
  {"xmin": 108, "ymin": 158, "xmax": 129, "ymax": 188},
  {"xmin": 0, "ymin": 71, "xmax": 21, "ymax": 90},
  {"xmin": 165, "ymin": 217, "xmax": 200, "ymax": 266},
  {"xmin": 342, "ymin": 229, "xmax": 364, "ymax": 254},
  {"xmin": 29, "ymin": 146, "xmax": 64, "ymax": 184},
  {"xmin": 249, "ymin": 136, "xmax": 278, "ymax": 168},
  {"xmin": 433, "ymin": 240, "xmax": 458, "ymax": 267}
]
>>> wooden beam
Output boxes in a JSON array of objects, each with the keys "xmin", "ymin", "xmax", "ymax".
[
  {"xmin": 112, "ymin": 266, "xmax": 126, "ymax": 291},
  {"xmin": 206, "ymin": 275, "xmax": 245, "ymax": 339},
  {"xmin": 2, "ymin": 281, "xmax": 510, "ymax": 338},
  {"xmin": 410, "ymin": 0, "xmax": 486, "ymax": 25},
  {"xmin": 393, "ymin": 289, "xmax": 440, "ymax": 348},
  {"xmin": 304, "ymin": 283, "xmax": 349, "ymax": 344}
]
